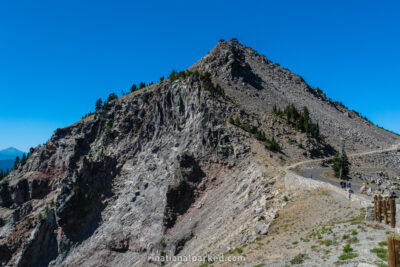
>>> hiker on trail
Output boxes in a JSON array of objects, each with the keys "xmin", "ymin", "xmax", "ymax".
[
  {"xmin": 347, "ymin": 187, "xmax": 352, "ymax": 200},
  {"xmin": 340, "ymin": 180, "xmax": 345, "ymax": 189},
  {"xmin": 346, "ymin": 181, "xmax": 351, "ymax": 191}
]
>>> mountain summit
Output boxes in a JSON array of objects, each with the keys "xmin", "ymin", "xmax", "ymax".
[{"xmin": 0, "ymin": 40, "xmax": 399, "ymax": 266}]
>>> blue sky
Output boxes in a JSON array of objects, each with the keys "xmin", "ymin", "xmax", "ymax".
[{"xmin": 1, "ymin": 0, "xmax": 399, "ymax": 151}]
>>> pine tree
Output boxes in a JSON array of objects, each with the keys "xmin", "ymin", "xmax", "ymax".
[
  {"xmin": 139, "ymin": 82, "xmax": 146, "ymax": 89},
  {"xmin": 28, "ymin": 147, "xmax": 34, "ymax": 158},
  {"xmin": 332, "ymin": 153, "xmax": 350, "ymax": 179},
  {"xmin": 130, "ymin": 84, "xmax": 137, "ymax": 92},
  {"xmin": 95, "ymin": 98, "xmax": 103, "ymax": 112},
  {"xmin": 107, "ymin": 93, "xmax": 118, "ymax": 103},
  {"xmin": 21, "ymin": 153, "xmax": 27, "ymax": 166},
  {"xmin": 169, "ymin": 70, "xmax": 178, "ymax": 81},
  {"xmin": 14, "ymin": 156, "xmax": 20, "ymax": 169}
]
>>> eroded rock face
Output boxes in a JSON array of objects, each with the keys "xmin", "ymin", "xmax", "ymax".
[
  {"xmin": 16, "ymin": 211, "xmax": 58, "ymax": 267},
  {"xmin": 0, "ymin": 39, "xmax": 399, "ymax": 267}
]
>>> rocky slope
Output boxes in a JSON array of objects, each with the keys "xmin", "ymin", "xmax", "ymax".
[
  {"xmin": 0, "ymin": 39, "xmax": 399, "ymax": 267},
  {"xmin": 191, "ymin": 39, "xmax": 400, "ymax": 152}
]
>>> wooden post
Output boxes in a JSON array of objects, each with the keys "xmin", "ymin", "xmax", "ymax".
[
  {"xmin": 378, "ymin": 196, "xmax": 383, "ymax": 223},
  {"xmin": 374, "ymin": 195, "xmax": 378, "ymax": 221},
  {"xmin": 390, "ymin": 198, "xmax": 396, "ymax": 228},
  {"xmin": 384, "ymin": 199, "xmax": 389, "ymax": 225},
  {"xmin": 388, "ymin": 234, "xmax": 400, "ymax": 267}
]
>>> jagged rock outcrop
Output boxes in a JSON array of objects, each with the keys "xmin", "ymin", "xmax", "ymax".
[{"xmin": 0, "ymin": 39, "xmax": 399, "ymax": 267}]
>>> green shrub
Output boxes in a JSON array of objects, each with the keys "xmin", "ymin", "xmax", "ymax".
[
  {"xmin": 371, "ymin": 247, "xmax": 388, "ymax": 261},
  {"xmin": 263, "ymin": 138, "xmax": 282, "ymax": 152},
  {"xmin": 321, "ymin": 239, "xmax": 332, "ymax": 246},
  {"xmin": 229, "ymin": 116, "xmax": 281, "ymax": 152},
  {"xmin": 343, "ymin": 244, "xmax": 353, "ymax": 253},
  {"xmin": 338, "ymin": 253, "xmax": 358, "ymax": 260},
  {"xmin": 290, "ymin": 253, "xmax": 307, "ymax": 264},
  {"xmin": 378, "ymin": 241, "xmax": 388, "ymax": 247},
  {"xmin": 235, "ymin": 247, "xmax": 243, "ymax": 254}
]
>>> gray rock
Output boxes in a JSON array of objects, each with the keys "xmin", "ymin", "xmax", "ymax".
[{"xmin": 255, "ymin": 220, "xmax": 270, "ymax": 235}]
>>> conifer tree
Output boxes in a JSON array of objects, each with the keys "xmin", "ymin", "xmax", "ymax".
[
  {"xmin": 95, "ymin": 98, "xmax": 103, "ymax": 112},
  {"xmin": 107, "ymin": 93, "xmax": 118, "ymax": 103},
  {"xmin": 14, "ymin": 156, "xmax": 20, "ymax": 169},
  {"xmin": 21, "ymin": 153, "xmax": 27, "ymax": 166},
  {"xmin": 130, "ymin": 84, "xmax": 137, "ymax": 92}
]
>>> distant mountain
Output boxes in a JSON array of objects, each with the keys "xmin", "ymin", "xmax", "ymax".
[
  {"xmin": 0, "ymin": 147, "xmax": 26, "ymax": 172},
  {"xmin": 0, "ymin": 147, "xmax": 25, "ymax": 160},
  {"xmin": 0, "ymin": 160, "xmax": 13, "ymax": 172}
]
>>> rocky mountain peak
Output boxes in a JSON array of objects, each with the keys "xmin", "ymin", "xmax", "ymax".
[
  {"xmin": 0, "ymin": 40, "xmax": 399, "ymax": 267},
  {"xmin": 191, "ymin": 39, "xmax": 271, "ymax": 89}
]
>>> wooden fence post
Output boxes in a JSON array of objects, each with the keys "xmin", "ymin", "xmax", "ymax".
[
  {"xmin": 374, "ymin": 195, "xmax": 378, "ymax": 221},
  {"xmin": 384, "ymin": 198, "xmax": 389, "ymax": 225},
  {"xmin": 390, "ymin": 198, "xmax": 396, "ymax": 228},
  {"xmin": 378, "ymin": 196, "xmax": 383, "ymax": 223},
  {"xmin": 388, "ymin": 234, "xmax": 400, "ymax": 267}
]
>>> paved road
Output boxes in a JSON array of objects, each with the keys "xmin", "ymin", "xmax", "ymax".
[
  {"xmin": 298, "ymin": 168, "xmax": 363, "ymax": 194},
  {"xmin": 285, "ymin": 144, "xmax": 400, "ymax": 198}
]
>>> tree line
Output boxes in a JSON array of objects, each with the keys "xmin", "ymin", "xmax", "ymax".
[
  {"xmin": 92, "ymin": 70, "xmax": 226, "ymax": 116},
  {"xmin": 273, "ymin": 104, "xmax": 320, "ymax": 139},
  {"xmin": 0, "ymin": 169, "xmax": 10, "ymax": 180},
  {"xmin": 0, "ymin": 148, "xmax": 35, "ymax": 180}
]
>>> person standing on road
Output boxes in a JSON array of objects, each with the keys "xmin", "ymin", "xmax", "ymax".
[
  {"xmin": 346, "ymin": 181, "xmax": 351, "ymax": 190},
  {"xmin": 346, "ymin": 181, "xmax": 352, "ymax": 200}
]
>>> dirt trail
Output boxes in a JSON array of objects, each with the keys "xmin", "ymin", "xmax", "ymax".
[{"xmin": 286, "ymin": 144, "xmax": 400, "ymax": 170}]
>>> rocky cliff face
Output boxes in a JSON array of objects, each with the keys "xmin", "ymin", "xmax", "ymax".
[{"xmin": 0, "ymin": 39, "xmax": 399, "ymax": 267}]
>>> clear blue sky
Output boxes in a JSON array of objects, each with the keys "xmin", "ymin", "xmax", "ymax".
[{"xmin": 1, "ymin": 0, "xmax": 399, "ymax": 151}]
